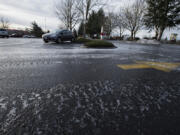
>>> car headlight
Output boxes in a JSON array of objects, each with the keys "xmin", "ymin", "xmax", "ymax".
[{"xmin": 43, "ymin": 36, "xmax": 48, "ymax": 39}]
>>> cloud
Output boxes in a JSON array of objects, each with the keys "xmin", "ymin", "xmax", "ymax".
[
  {"xmin": 0, "ymin": 0, "xmax": 136, "ymax": 30},
  {"xmin": 0, "ymin": 0, "xmax": 59, "ymax": 30},
  {"xmin": 105, "ymin": 0, "xmax": 134, "ymax": 12},
  {"xmin": 0, "ymin": 0, "xmax": 179, "ymax": 39}
]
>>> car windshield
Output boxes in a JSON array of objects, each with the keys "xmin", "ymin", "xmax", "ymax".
[
  {"xmin": 55, "ymin": 30, "xmax": 62, "ymax": 34},
  {"xmin": 50, "ymin": 30, "xmax": 62, "ymax": 34}
]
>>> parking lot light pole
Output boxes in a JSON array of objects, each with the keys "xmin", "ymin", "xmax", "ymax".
[{"xmin": 100, "ymin": 26, "xmax": 104, "ymax": 40}]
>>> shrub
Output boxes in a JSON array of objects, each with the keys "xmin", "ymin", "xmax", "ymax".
[
  {"xmin": 74, "ymin": 37, "xmax": 92, "ymax": 43},
  {"xmin": 84, "ymin": 40, "xmax": 115, "ymax": 48},
  {"xmin": 152, "ymin": 37, "xmax": 157, "ymax": 40},
  {"xmin": 176, "ymin": 40, "xmax": 180, "ymax": 45},
  {"xmin": 127, "ymin": 37, "xmax": 133, "ymax": 41},
  {"xmin": 134, "ymin": 37, "xmax": 140, "ymax": 41},
  {"xmin": 143, "ymin": 37, "xmax": 150, "ymax": 40}
]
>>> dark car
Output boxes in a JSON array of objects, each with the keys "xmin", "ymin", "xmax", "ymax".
[
  {"xmin": 42, "ymin": 30, "xmax": 75, "ymax": 43},
  {"xmin": 10, "ymin": 33, "xmax": 23, "ymax": 38}
]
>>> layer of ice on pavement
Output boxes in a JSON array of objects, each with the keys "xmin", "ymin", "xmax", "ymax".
[
  {"xmin": 0, "ymin": 79, "xmax": 179, "ymax": 134},
  {"xmin": 137, "ymin": 39, "xmax": 161, "ymax": 45}
]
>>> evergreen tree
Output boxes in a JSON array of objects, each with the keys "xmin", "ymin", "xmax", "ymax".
[
  {"xmin": 73, "ymin": 29, "xmax": 78, "ymax": 39},
  {"xmin": 86, "ymin": 8, "xmax": 105, "ymax": 38},
  {"xmin": 144, "ymin": 0, "xmax": 180, "ymax": 40},
  {"xmin": 86, "ymin": 11, "xmax": 99, "ymax": 37},
  {"xmin": 30, "ymin": 21, "xmax": 44, "ymax": 38},
  {"xmin": 78, "ymin": 22, "xmax": 84, "ymax": 36},
  {"xmin": 97, "ymin": 8, "xmax": 105, "ymax": 34}
]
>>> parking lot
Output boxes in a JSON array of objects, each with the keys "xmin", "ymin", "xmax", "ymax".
[{"xmin": 0, "ymin": 38, "xmax": 180, "ymax": 135}]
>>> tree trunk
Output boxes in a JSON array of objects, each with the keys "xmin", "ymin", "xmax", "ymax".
[
  {"xmin": 155, "ymin": 26, "xmax": 160, "ymax": 40},
  {"xmin": 83, "ymin": 20, "xmax": 86, "ymax": 38},
  {"xmin": 158, "ymin": 28, "xmax": 165, "ymax": 41},
  {"xmin": 70, "ymin": 21, "xmax": 72, "ymax": 31},
  {"xmin": 133, "ymin": 31, "xmax": 136, "ymax": 40},
  {"xmin": 120, "ymin": 29, "xmax": 122, "ymax": 38},
  {"xmin": 155, "ymin": 28, "xmax": 159, "ymax": 40},
  {"xmin": 83, "ymin": 11, "xmax": 89, "ymax": 38},
  {"xmin": 83, "ymin": 23, "xmax": 86, "ymax": 38},
  {"xmin": 131, "ymin": 30, "xmax": 134, "ymax": 40}
]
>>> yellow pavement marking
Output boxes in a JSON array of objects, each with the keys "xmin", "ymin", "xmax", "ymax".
[
  {"xmin": 117, "ymin": 61, "xmax": 180, "ymax": 72},
  {"xmin": 117, "ymin": 64, "xmax": 150, "ymax": 70},
  {"xmin": 137, "ymin": 61, "xmax": 180, "ymax": 72}
]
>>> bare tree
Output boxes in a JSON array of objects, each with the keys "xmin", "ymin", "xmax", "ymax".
[
  {"xmin": 76, "ymin": 0, "xmax": 106, "ymax": 37},
  {"xmin": 109, "ymin": 11, "xmax": 126, "ymax": 38},
  {"xmin": 105, "ymin": 12, "xmax": 118, "ymax": 36},
  {"xmin": 55, "ymin": 0, "xmax": 80, "ymax": 31},
  {"xmin": 116, "ymin": 11, "xmax": 126, "ymax": 38},
  {"xmin": 0, "ymin": 17, "xmax": 9, "ymax": 29},
  {"xmin": 105, "ymin": 11, "xmax": 125, "ymax": 38},
  {"xmin": 122, "ymin": 0, "xmax": 145, "ymax": 40},
  {"xmin": 58, "ymin": 23, "xmax": 66, "ymax": 29}
]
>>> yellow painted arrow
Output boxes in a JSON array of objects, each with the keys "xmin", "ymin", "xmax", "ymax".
[{"xmin": 117, "ymin": 61, "xmax": 180, "ymax": 72}]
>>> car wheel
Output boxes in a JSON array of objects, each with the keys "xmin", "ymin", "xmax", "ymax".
[
  {"xmin": 57, "ymin": 38, "xmax": 62, "ymax": 43},
  {"xmin": 44, "ymin": 40, "xmax": 49, "ymax": 43},
  {"xmin": 71, "ymin": 38, "xmax": 74, "ymax": 43}
]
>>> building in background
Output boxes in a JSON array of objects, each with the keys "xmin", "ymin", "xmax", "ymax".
[{"xmin": 170, "ymin": 33, "xmax": 178, "ymax": 41}]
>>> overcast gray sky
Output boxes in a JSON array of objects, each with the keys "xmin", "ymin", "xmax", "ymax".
[
  {"xmin": 0, "ymin": 0, "xmax": 59, "ymax": 30},
  {"xmin": 0, "ymin": 0, "xmax": 133, "ymax": 30},
  {"xmin": 0, "ymin": 0, "xmax": 179, "ymax": 39}
]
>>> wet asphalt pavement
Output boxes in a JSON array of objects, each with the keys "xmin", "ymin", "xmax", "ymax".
[{"xmin": 0, "ymin": 38, "xmax": 180, "ymax": 135}]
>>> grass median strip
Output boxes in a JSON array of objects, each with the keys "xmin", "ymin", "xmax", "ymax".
[
  {"xmin": 84, "ymin": 40, "xmax": 115, "ymax": 48},
  {"xmin": 74, "ymin": 37, "xmax": 116, "ymax": 48},
  {"xmin": 74, "ymin": 37, "xmax": 92, "ymax": 43}
]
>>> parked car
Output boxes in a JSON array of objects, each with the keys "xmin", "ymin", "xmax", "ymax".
[
  {"xmin": 0, "ymin": 29, "xmax": 9, "ymax": 38},
  {"xmin": 42, "ymin": 30, "xmax": 75, "ymax": 43},
  {"xmin": 23, "ymin": 35, "xmax": 35, "ymax": 38},
  {"xmin": 10, "ymin": 33, "xmax": 23, "ymax": 38}
]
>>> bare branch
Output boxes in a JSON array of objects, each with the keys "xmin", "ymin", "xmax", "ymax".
[
  {"xmin": 0, "ymin": 17, "xmax": 10, "ymax": 29},
  {"xmin": 55, "ymin": 0, "xmax": 80, "ymax": 31},
  {"xmin": 122, "ymin": 0, "xmax": 145, "ymax": 39},
  {"xmin": 76, "ymin": 0, "xmax": 108, "ymax": 37}
]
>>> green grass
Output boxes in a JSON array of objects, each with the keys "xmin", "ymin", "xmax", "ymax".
[
  {"xmin": 84, "ymin": 40, "xmax": 115, "ymax": 48},
  {"xmin": 74, "ymin": 37, "xmax": 92, "ymax": 43}
]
